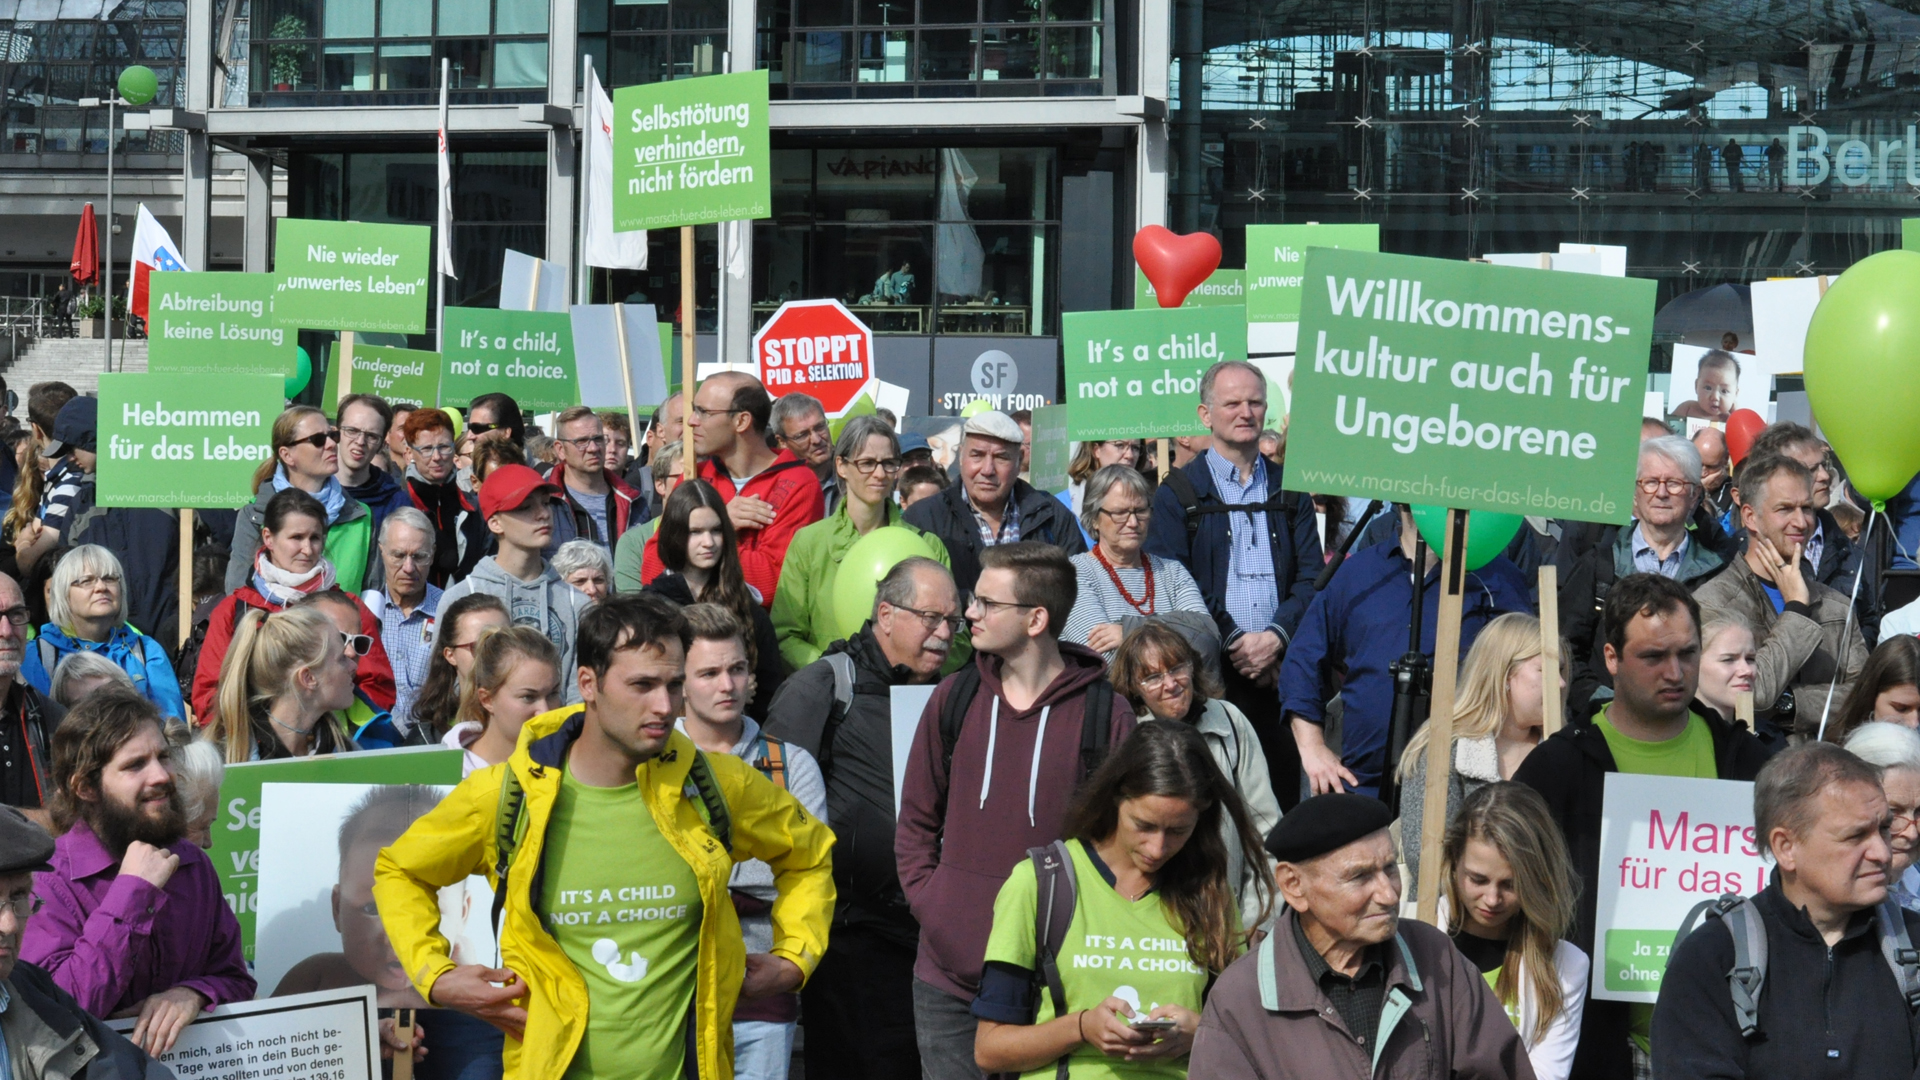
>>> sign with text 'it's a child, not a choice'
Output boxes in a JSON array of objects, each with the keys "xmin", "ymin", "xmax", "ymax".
[
  {"xmin": 754, "ymin": 299, "xmax": 876, "ymax": 418},
  {"xmin": 1593, "ymin": 774, "xmax": 1772, "ymax": 1003}
]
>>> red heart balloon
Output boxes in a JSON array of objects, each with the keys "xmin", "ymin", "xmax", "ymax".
[
  {"xmin": 1133, "ymin": 226, "xmax": 1223, "ymax": 309},
  {"xmin": 1725, "ymin": 408, "xmax": 1767, "ymax": 465}
]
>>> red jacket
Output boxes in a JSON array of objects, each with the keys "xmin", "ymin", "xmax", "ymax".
[
  {"xmin": 190, "ymin": 586, "xmax": 398, "ymax": 723},
  {"xmin": 640, "ymin": 450, "xmax": 824, "ymax": 605}
]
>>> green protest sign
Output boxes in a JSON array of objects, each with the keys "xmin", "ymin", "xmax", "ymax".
[
  {"xmin": 1133, "ymin": 268, "xmax": 1243, "ymax": 309},
  {"xmin": 323, "ymin": 344, "xmax": 441, "ymax": 411},
  {"xmin": 1028, "ymin": 404, "xmax": 1071, "ymax": 491},
  {"xmin": 1062, "ymin": 306, "xmax": 1244, "ymax": 439},
  {"xmin": 441, "ymin": 307, "xmax": 578, "ymax": 411},
  {"xmin": 612, "ymin": 71, "xmax": 771, "ymax": 231},
  {"xmin": 1289, "ymin": 248, "xmax": 1654, "ymax": 524},
  {"xmin": 1245, "ymin": 224, "xmax": 1379, "ymax": 321},
  {"xmin": 146, "ymin": 272, "xmax": 295, "ymax": 377},
  {"xmin": 211, "ymin": 748, "xmax": 463, "ymax": 961},
  {"xmin": 1906, "ymin": 219, "xmax": 1920, "ymax": 251},
  {"xmin": 97, "ymin": 372, "xmax": 281, "ymax": 508},
  {"xmin": 272, "ymin": 218, "xmax": 431, "ymax": 334}
]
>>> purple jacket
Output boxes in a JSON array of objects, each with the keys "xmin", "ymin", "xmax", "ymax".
[{"xmin": 22, "ymin": 820, "xmax": 254, "ymax": 1017}]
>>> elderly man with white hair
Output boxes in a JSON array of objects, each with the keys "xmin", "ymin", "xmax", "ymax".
[
  {"xmin": 1844, "ymin": 720, "xmax": 1920, "ymax": 912},
  {"xmin": 1556, "ymin": 433, "xmax": 1739, "ymax": 719},
  {"xmin": 362, "ymin": 507, "xmax": 441, "ymax": 735}
]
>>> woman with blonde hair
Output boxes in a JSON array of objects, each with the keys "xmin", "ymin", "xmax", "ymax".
[
  {"xmin": 208, "ymin": 604, "xmax": 362, "ymax": 762},
  {"xmin": 1399, "ymin": 612, "xmax": 1562, "ymax": 885},
  {"xmin": 226, "ymin": 405, "xmax": 379, "ymax": 593},
  {"xmin": 1065, "ymin": 439, "xmax": 1142, "ymax": 515},
  {"xmin": 440, "ymin": 626, "xmax": 561, "ymax": 774},
  {"xmin": 1439, "ymin": 781, "xmax": 1588, "ymax": 1080}
]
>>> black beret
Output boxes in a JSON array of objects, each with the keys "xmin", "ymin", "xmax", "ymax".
[
  {"xmin": 1265, "ymin": 793, "xmax": 1394, "ymax": 863},
  {"xmin": 0, "ymin": 806, "xmax": 53, "ymax": 875}
]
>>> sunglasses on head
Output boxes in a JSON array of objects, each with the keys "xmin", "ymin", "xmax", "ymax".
[{"xmin": 289, "ymin": 429, "xmax": 341, "ymax": 450}]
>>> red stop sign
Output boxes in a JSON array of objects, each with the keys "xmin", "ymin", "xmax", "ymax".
[{"xmin": 753, "ymin": 299, "xmax": 876, "ymax": 416}]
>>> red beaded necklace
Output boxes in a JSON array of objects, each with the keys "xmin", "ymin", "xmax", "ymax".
[{"xmin": 1094, "ymin": 545, "xmax": 1155, "ymax": 615}]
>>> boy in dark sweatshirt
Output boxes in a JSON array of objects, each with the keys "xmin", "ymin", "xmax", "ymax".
[{"xmin": 895, "ymin": 541, "xmax": 1137, "ymax": 1080}]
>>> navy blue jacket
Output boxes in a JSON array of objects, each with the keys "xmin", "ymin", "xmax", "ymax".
[
  {"xmin": 344, "ymin": 468, "xmax": 416, "ymax": 543},
  {"xmin": 1278, "ymin": 539, "xmax": 1534, "ymax": 789},
  {"xmin": 1144, "ymin": 453, "xmax": 1322, "ymax": 649}
]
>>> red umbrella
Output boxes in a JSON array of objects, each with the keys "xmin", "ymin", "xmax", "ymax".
[{"xmin": 70, "ymin": 204, "xmax": 97, "ymax": 284}]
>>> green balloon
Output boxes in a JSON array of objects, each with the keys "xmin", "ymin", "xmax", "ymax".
[
  {"xmin": 959, "ymin": 398, "xmax": 992, "ymax": 418},
  {"xmin": 1804, "ymin": 248, "xmax": 1920, "ymax": 504},
  {"xmin": 1409, "ymin": 505, "xmax": 1526, "ymax": 571},
  {"xmin": 286, "ymin": 347, "xmax": 313, "ymax": 398},
  {"xmin": 830, "ymin": 526, "xmax": 936, "ymax": 639},
  {"xmin": 117, "ymin": 65, "xmax": 157, "ymax": 106}
]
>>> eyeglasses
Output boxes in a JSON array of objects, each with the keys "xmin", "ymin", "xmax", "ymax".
[
  {"xmin": 689, "ymin": 404, "xmax": 745, "ymax": 422},
  {"xmin": 69, "ymin": 573, "xmax": 121, "ymax": 591},
  {"xmin": 0, "ymin": 892, "xmax": 41, "ymax": 920},
  {"xmin": 0, "ymin": 607, "xmax": 30, "ymax": 627},
  {"xmin": 846, "ymin": 456, "xmax": 904, "ymax": 476},
  {"xmin": 1097, "ymin": 506, "xmax": 1149, "ymax": 524},
  {"xmin": 783, "ymin": 422, "xmax": 832, "ymax": 445},
  {"xmin": 1895, "ymin": 808, "xmax": 1920, "ymax": 832},
  {"xmin": 891, "ymin": 603, "xmax": 966, "ymax": 634},
  {"xmin": 288, "ymin": 429, "xmax": 341, "ymax": 451},
  {"xmin": 338, "ymin": 425, "xmax": 384, "ymax": 447},
  {"xmin": 342, "ymin": 632, "xmax": 374, "ymax": 658},
  {"xmin": 562, "ymin": 435, "xmax": 609, "ymax": 450},
  {"xmin": 411, "ymin": 443, "xmax": 457, "ymax": 458},
  {"xmin": 448, "ymin": 639, "xmax": 483, "ymax": 655},
  {"xmin": 967, "ymin": 594, "xmax": 1035, "ymax": 615},
  {"xmin": 1636, "ymin": 478, "xmax": 1695, "ymax": 495},
  {"xmin": 1137, "ymin": 663, "xmax": 1194, "ymax": 693},
  {"xmin": 384, "ymin": 550, "xmax": 432, "ymax": 566}
]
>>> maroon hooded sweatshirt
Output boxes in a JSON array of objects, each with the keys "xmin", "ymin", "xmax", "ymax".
[{"xmin": 894, "ymin": 643, "xmax": 1137, "ymax": 1001}]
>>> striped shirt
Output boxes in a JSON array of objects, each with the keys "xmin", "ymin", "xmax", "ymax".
[
  {"xmin": 39, "ymin": 460, "xmax": 86, "ymax": 529},
  {"xmin": 1062, "ymin": 552, "xmax": 1210, "ymax": 656},
  {"xmin": 1203, "ymin": 449, "xmax": 1279, "ymax": 637}
]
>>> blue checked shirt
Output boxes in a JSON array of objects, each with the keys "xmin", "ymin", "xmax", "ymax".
[
  {"xmin": 1630, "ymin": 523, "xmax": 1690, "ymax": 578},
  {"xmin": 968, "ymin": 487, "xmax": 1021, "ymax": 547},
  {"xmin": 1204, "ymin": 449, "xmax": 1279, "ymax": 637},
  {"xmin": 379, "ymin": 584, "xmax": 442, "ymax": 732}
]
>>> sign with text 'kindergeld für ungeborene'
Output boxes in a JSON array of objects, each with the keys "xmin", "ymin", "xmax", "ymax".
[
  {"xmin": 612, "ymin": 70, "xmax": 771, "ymax": 231},
  {"xmin": 146, "ymin": 272, "xmax": 295, "ymax": 377},
  {"xmin": 96, "ymin": 372, "xmax": 281, "ymax": 509},
  {"xmin": 272, "ymin": 219, "xmax": 431, "ymax": 335},
  {"xmin": 1288, "ymin": 248, "xmax": 1654, "ymax": 525},
  {"xmin": 1061, "ymin": 305, "xmax": 1245, "ymax": 440}
]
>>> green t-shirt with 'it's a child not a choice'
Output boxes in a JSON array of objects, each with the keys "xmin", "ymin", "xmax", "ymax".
[{"xmin": 540, "ymin": 768, "xmax": 705, "ymax": 1080}]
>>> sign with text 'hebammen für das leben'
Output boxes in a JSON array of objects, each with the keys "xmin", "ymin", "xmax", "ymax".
[
  {"xmin": 440, "ymin": 307, "xmax": 578, "ymax": 412},
  {"xmin": 96, "ymin": 373, "xmax": 281, "ymax": 508},
  {"xmin": 1288, "ymin": 249, "xmax": 1654, "ymax": 524},
  {"xmin": 612, "ymin": 70, "xmax": 771, "ymax": 231},
  {"xmin": 1061, "ymin": 306, "xmax": 1244, "ymax": 440},
  {"xmin": 146, "ymin": 272, "xmax": 295, "ymax": 377},
  {"xmin": 271, "ymin": 219, "xmax": 431, "ymax": 335}
]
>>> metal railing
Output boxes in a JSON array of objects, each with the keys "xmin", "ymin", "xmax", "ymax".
[{"xmin": 0, "ymin": 298, "xmax": 47, "ymax": 339}]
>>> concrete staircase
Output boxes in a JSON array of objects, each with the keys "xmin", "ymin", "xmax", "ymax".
[{"xmin": 0, "ymin": 337, "xmax": 147, "ymax": 413}]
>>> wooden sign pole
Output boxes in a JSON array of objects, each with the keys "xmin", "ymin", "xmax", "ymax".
[
  {"xmin": 1539, "ymin": 563, "xmax": 1564, "ymax": 737},
  {"xmin": 177, "ymin": 510, "xmax": 193, "ymax": 651},
  {"xmin": 1155, "ymin": 438, "xmax": 1170, "ymax": 479},
  {"xmin": 335, "ymin": 331, "xmax": 356, "ymax": 406},
  {"xmin": 612, "ymin": 302, "xmax": 642, "ymax": 461},
  {"xmin": 680, "ymin": 226, "xmax": 697, "ymax": 478},
  {"xmin": 1735, "ymin": 690, "xmax": 1755, "ymax": 732},
  {"xmin": 527, "ymin": 257, "xmax": 543, "ymax": 311},
  {"xmin": 1416, "ymin": 507, "xmax": 1470, "ymax": 926}
]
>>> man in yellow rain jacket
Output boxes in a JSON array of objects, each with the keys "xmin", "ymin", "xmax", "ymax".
[{"xmin": 373, "ymin": 592, "xmax": 835, "ymax": 1080}]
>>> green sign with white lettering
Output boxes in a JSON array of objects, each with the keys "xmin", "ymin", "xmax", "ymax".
[
  {"xmin": 612, "ymin": 71, "xmax": 772, "ymax": 231},
  {"xmin": 1133, "ymin": 268, "xmax": 1244, "ymax": 309},
  {"xmin": 1028, "ymin": 404, "xmax": 1071, "ymax": 491},
  {"xmin": 441, "ymin": 307, "xmax": 578, "ymax": 412},
  {"xmin": 1062, "ymin": 306, "xmax": 1244, "ymax": 439},
  {"xmin": 322, "ymin": 344, "xmax": 443, "ymax": 413},
  {"xmin": 146, "ymin": 272, "xmax": 295, "ymax": 377},
  {"xmin": 1288, "ymin": 248, "xmax": 1653, "ymax": 524},
  {"xmin": 1244, "ymin": 224, "xmax": 1379, "ymax": 321},
  {"xmin": 272, "ymin": 218, "xmax": 431, "ymax": 334},
  {"xmin": 97, "ymin": 372, "xmax": 281, "ymax": 508}
]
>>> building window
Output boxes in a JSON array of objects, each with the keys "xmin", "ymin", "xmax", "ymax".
[
  {"xmin": 577, "ymin": 0, "xmax": 724, "ymax": 90},
  {"xmin": 757, "ymin": 146, "xmax": 1057, "ymax": 335},
  {"xmin": 1, "ymin": 9, "xmax": 185, "ymax": 156},
  {"xmin": 245, "ymin": 0, "xmax": 546, "ymax": 104},
  {"xmin": 757, "ymin": 0, "xmax": 1101, "ymax": 97}
]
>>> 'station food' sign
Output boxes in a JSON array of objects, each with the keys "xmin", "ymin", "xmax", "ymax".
[
  {"xmin": 1061, "ymin": 306, "xmax": 1245, "ymax": 440},
  {"xmin": 146, "ymin": 272, "xmax": 295, "ymax": 377},
  {"xmin": 440, "ymin": 307, "xmax": 578, "ymax": 412},
  {"xmin": 272, "ymin": 219, "xmax": 431, "ymax": 335},
  {"xmin": 1289, "ymin": 248, "xmax": 1654, "ymax": 524},
  {"xmin": 1593, "ymin": 774, "xmax": 1771, "ymax": 1003},
  {"xmin": 1244, "ymin": 223, "xmax": 1380, "ymax": 322},
  {"xmin": 96, "ymin": 373, "xmax": 281, "ymax": 509},
  {"xmin": 612, "ymin": 70, "xmax": 771, "ymax": 231}
]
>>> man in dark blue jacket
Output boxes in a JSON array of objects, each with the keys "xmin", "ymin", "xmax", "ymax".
[
  {"xmin": 1147, "ymin": 360, "xmax": 1322, "ymax": 809},
  {"xmin": 1280, "ymin": 505, "xmax": 1533, "ymax": 797}
]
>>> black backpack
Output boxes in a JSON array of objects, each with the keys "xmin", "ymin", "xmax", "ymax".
[
  {"xmin": 1160, "ymin": 467, "xmax": 1301, "ymax": 548},
  {"xmin": 1026, "ymin": 839, "xmax": 1080, "ymax": 1080},
  {"xmin": 935, "ymin": 662, "xmax": 1114, "ymax": 787}
]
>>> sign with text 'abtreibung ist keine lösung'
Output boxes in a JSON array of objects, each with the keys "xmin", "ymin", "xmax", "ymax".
[
  {"xmin": 96, "ymin": 373, "xmax": 282, "ymax": 509},
  {"xmin": 611, "ymin": 71, "xmax": 771, "ymax": 231},
  {"xmin": 1288, "ymin": 249, "xmax": 1654, "ymax": 525}
]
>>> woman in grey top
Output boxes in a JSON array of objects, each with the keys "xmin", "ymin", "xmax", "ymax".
[{"xmin": 1062, "ymin": 464, "xmax": 1217, "ymax": 668}]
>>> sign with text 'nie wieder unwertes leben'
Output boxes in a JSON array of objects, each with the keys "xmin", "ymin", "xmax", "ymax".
[
  {"xmin": 1244, "ymin": 223, "xmax": 1379, "ymax": 322},
  {"xmin": 96, "ymin": 373, "xmax": 282, "ymax": 509},
  {"xmin": 612, "ymin": 71, "xmax": 771, "ymax": 231},
  {"xmin": 1288, "ymin": 249, "xmax": 1654, "ymax": 524},
  {"xmin": 146, "ymin": 272, "xmax": 295, "ymax": 377},
  {"xmin": 271, "ymin": 219, "xmax": 431, "ymax": 335}
]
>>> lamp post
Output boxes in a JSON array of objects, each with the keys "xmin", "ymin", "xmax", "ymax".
[{"xmin": 80, "ymin": 64, "xmax": 157, "ymax": 372}]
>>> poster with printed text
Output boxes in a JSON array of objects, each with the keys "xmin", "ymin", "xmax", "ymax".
[
  {"xmin": 612, "ymin": 71, "xmax": 771, "ymax": 230},
  {"xmin": 147, "ymin": 272, "xmax": 296, "ymax": 377},
  {"xmin": 107, "ymin": 987, "xmax": 381, "ymax": 1080},
  {"xmin": 1133, "ymin": 268, "xmax": 1243, "ymax": 309},
  {"xmin": 1061, "ymin": 306, "xmax": 1244, "ymax": 440},
  {"xmin": 97, "ymin": 372, "xmax": 281, "ymax": 508},
  {"xmin": 440, "ymin": 307, "xmax": 580, "ymax": 412},
  {"xmin": 272, "ymin": 219, "xmax": 431, "ymax": 335},
  {"xmin": 1244, "ymin": 223, "xmax": 1380, "ymax": 322},
  {"xmin": 1028, "ymin": 404, "xmax": 1071, "ymax": 492}
]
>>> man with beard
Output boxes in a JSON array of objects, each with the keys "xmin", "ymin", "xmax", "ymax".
[
  {"xmin": 21, "ymin": 690, "xmax": 252, "ymax": 1051},
  {"xmin": 0, "ymin": 572, "xmax": 66, "ymax": 828}
]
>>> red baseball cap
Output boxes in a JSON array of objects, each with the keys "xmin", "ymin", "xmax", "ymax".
[{"xmin": 479, "ymin": 464, "xmax": 561, "ymax": 519}]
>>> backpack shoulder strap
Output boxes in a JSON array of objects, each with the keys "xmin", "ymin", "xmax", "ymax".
[
  {"xmin": 939, "ymin": 663, "xmax": 983, "ymax": 784},
  {"xmin": 1674, "ymin": 894, "xmax": 1765, "ymax": 1039},
  {"xmin": 809, "ymin": 652, "xmax": 858, "ymax": 777},
  {"xmin": 1879, "ymin": 898, "xmax": 1920, "ymax": 1011},
  {"xmin": 1079, "ymin": 679, "xmax": 1113, "ymax": 780},
  {"xmin": 35, "ymin": 639, "xmax": 53, "ymax": 684},
  {"xmin": 1161, "ymin": 469, "xmax": 1205, "ymax": 542},
  {"xmin": 1027, "ymin": 839, "xmax": 1079, "ymax": 1080},
  {"xmin": 489, "ymin": 765, "xmax": 529, "ymax": 940},
  {"xmin": 684, "ymin": 750, "xmax": 734, "ymax": 854},
  {"xmin": 751, "ymin": 734, "xmax": 791, "ymax": 792}
]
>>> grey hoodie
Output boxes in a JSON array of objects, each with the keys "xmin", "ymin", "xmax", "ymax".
[{"xmin": 439, "ymin": 555, "xmax": 590, "ymax": 703}]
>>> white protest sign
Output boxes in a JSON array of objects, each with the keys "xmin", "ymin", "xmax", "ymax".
[
  {"xmin": 891, "ymin": 685, "xmax": 936, "ymax": 817},
  {"xmin": 107, "ymin": 987, "xmax": 379, "ymax": 1080},
  {"xmin": 500, "ymin": 249, "xmax": 569, "ymax": 313},
  {"xmin": 1592, "ymin": 773, "xmax": 1771, "ymax": 1003},
  {"xmin": 571, "ymin": 303, "xmax": 669, "ymax": 411},
  {"xmin": 1750, "ymin": 277, "xmax": 1826, "ymax": 375},
  {"xmin": 1558, "ymin": 243, "xmax": 1629, "ymax": 277}
]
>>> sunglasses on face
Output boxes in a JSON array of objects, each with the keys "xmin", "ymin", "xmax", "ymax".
[
  {"xmin": 466, "ymin": 421, "xmax": 508, "ymax": 435},
  {"xmin": 289, "ymin": 429, "xmax": 341, "ymax": 451},
  {"xmin": 342, "ymin": 632, "xmax": 374, "ymax": 658}
]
